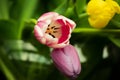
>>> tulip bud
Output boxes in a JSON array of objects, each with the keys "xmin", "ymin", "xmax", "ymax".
[{"xmin": 51, "ymin": 45, "xmax": 81, "ymax": 80}]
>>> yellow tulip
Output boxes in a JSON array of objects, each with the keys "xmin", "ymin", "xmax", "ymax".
[{"xmin": 86, "ymin": 0, "xmax": 120, "ymax": 28}]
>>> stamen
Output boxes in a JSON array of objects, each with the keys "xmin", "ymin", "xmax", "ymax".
[
  {"xmin": 45, "ymin": 24, "xmax": 60, "ymax": 38},
  {"xmin": 54, "ymin": 28, "xmax": 59, "ymax": 30},
  {"xmin": 49, "ymin": 33, "xmax": 52, "ymax": 35},
  {"xmin": 53, "ymin": 31, "xmax": 58, "ymax": 33},
  {"xmin": 51, "ymin": 26, "xmax": 55, "ymax": 29},
  {"xmin": 49, "ymin": 33, "xmax": 55, "ymax": 38},
  {"xmin": 51, "ymin": 34, "xmax": 55, "ymax": 38}
]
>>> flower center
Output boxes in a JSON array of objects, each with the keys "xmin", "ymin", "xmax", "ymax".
[{"xmin": 45, "ymin": 24, "xmax": 61, "ymax": 38}]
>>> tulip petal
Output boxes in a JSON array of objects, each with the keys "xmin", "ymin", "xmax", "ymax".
[
  {"xmin": 45, "ymin": 34, "xmax": 58, "ymax": 45},
  {"xmin": 37, "ymin": 21, "xmax": 48, "ymax": 32},
  {"xmin": 38, "ymin": 12, "xmax": 59, "ymax": 21},
  {"xmin": 63, "ymin": 45, "xmax": 81, "ymax": 75},
  {"xmin": 56, "ymin": 15, "xmax": 76, "ymax": 29},
  {"xmin": 34, "ymin": 25, "xmax": 44, "ymax": 37},
  {"xmin": 49, "ymin": 41, "xmax": 69, "ymax": 48},
  {"xmin": 56, "ymin": 19, "xmax": 70, "ymax": 44},
  {"xmin": 51, "ymin": 48, "xmax": 74, "ymax": 76}
]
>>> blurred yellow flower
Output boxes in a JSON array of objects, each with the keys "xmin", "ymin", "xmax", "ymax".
[{"xmin": 86, "ymin": 0, "xmax": 120, "ymax": 28}]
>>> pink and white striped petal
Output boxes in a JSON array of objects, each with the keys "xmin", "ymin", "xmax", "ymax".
[{"xmin": 34, "ymin": 12, "xmax": 76, "ymax": 48}]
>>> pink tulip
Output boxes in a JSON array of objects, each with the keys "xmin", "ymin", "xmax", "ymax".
[
  {"xmin": 34, "ymin": 12, "xmax": 76, "ymax": 48},
  {"xmin": 51, "ymin": 45, "xmax": 81, "ymax": 79}
]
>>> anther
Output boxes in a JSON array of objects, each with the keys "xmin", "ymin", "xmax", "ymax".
[
  {"xmin": 51, "ymin": 26, "xmax": 55, "ymax": 29},
  {"xmin": 49, "ymin": 33, "xmax": 55, "ymax": 38},
  {"xmin": 53, "ymin": 31, "xmax": 58, "ymax": 33},
  {"xmin": 54, "ymin": 28, "xmax": 59, "ymax": 30},
  {"xmin": 51, "ymin": 35, "xmax": 55, "ymax": 38},
  {"xmin": 49, "ymin": 33, "xmax": 52, "ymax": 35}
]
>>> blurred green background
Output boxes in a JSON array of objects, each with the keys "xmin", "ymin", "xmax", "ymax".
[{"xmin": 0, "ymin": 0, "xmax": 120, "ymax": 80}]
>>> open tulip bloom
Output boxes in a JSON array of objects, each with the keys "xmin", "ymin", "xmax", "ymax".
[
  {"xmin": 34, "ymin": 12, "xmax": 76, "ymax": 48},
  {"xmin": 51, "ymin": 45, "xmax": 81, "ymax": 80}
]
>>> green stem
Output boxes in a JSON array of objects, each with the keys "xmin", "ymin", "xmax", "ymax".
[
  {"xmin": 0, "ymin": 59, "xmax": 15, "ymax": 80},
  {"xmin": 25, "ymin": 19, "xmax": 37, "ymax": 24},
  {"xmin": 73, "ymin": 28, "xmax": 120, "ymax": 33},
  {"xmin": 78, "ymin": 13, "xmax": 88, "ymax": 19}
]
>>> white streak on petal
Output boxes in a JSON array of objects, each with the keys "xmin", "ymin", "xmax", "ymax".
[
  {"xmin": 34, "ymin": 25, "xmax": 44, "ymax": 37},
  {"xmin": 44, "ymin": 34, "xmax": 55, "ymax": 45},
  {"xmin": 40, "ymin": 37, "xmax": 46, "ymax": 44},
  {"xmin": 37, "ymin": 21, "xmax": 49, "ymax": 33},
  {"xmin": 47, "ymin": 38, "xmax": 58, "ymax": 46},
  {"xmin": 45, "ymin": 34, "xmax": 53, "ymax": 40},
  {"xmin": 49, "ymin": 43, "xmax": 69, "ymax": 48}
]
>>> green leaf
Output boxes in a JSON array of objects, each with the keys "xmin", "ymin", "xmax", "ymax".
[
  {"xmin": 78, "ymin": 59, "xmax": 111, "ymax": 80},
  {"xmin": 0, "ymin": 48, "xmax": 25, "ymax": 80},
  {"xmin": 111, "ymin": 14, "xmax": 120, "ymax": 28},
  {"xmin": 0, "ymin": 0, "xmax": 9, "ymax": 20},
  {"xmin": 30, "ymin": 37, "xmax": 51, "ymax": 59},
  {"xmin": 18, "ymin": 0, "xmax": 38, "ymax": 39},
  {"xmin": 19, "ymin": 0, "xmax": 38, "ymax": 22},
  {"xmin": 27, "ymin": 63, "xmax": 53, "ymax": 80},
  {"xmin": 0, "ymin": 59, "xmax": 15, "ymax": 80},
  {"xmin": 73, "ymin": 13, "xmax": 90, "ymax": 28},
  {"xmin": 0, "ymin": 20, "xmax": 19, "ymax": 39},
  {"xmin": 75, "ymin": 0, "xmax": 86, "ymax": 14},
  {"xmin": 116, "ymin": 0, "xmax": 120, "ymax": 5},
  {"xmin": 88, "ymin": 66, "xmax": 111, "ymax": 80},
  {"xmin": 109, "ymin": 35, "xmax": 120, "ymax": 48},
  {"xmin": 54, "ymin": 0, "xmax": 69, "ymax": 15},
  {"xmin": 81, "ymin": 36, "xmax": 106, "ymax": 61},
  {"xmin": 107, "ymin": 43, "xmax": 120, "ymax": 63}
]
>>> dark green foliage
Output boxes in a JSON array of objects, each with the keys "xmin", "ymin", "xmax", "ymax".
[{"xmin": 0, "ymin": 0, "xmax": 120, "ymax": 80}]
